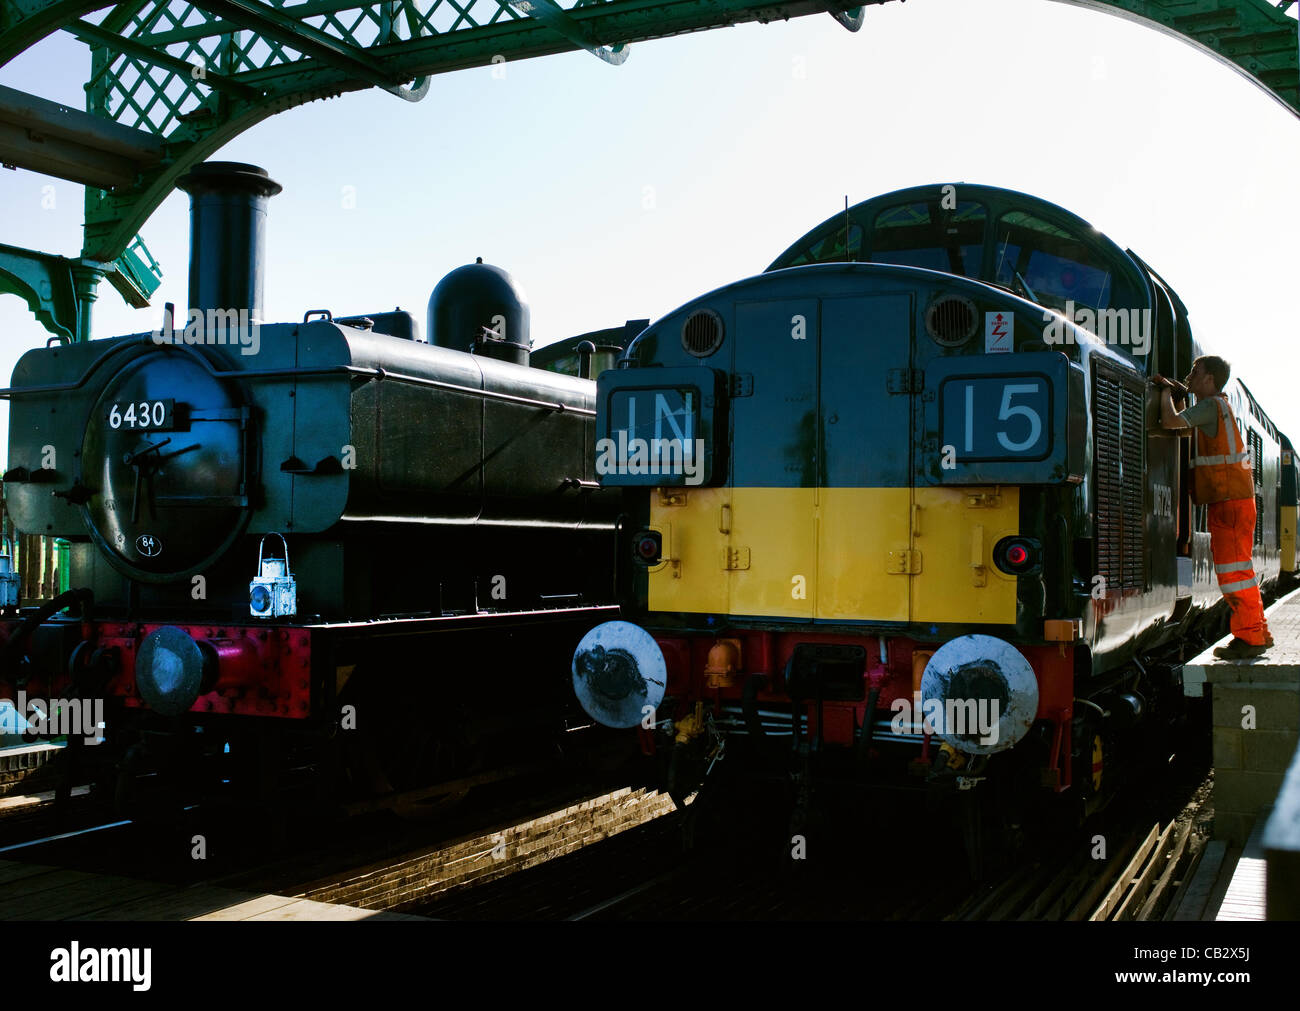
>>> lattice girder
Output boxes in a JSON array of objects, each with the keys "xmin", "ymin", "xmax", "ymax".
[{"xmin": 0, "ymin": 0, "xmax": 1296, "ymax": 292}]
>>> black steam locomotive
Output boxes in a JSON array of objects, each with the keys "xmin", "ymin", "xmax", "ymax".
[
  {"xmin": 572, "ymin": 183, "xmax": 1298, "ymax": 863},
  {"xmin": 0, "ymin": 162, "xmax": 622, "ymax": 816}
]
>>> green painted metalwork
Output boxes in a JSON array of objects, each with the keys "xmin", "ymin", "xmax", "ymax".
[
  {"xmin": 0, "ymin": 237, "xmax": 162, "ymax": 341},
  {"xmin": 109, "ymin": 234, "xmax": 165, "ymax": 307},
  {"xmin": 1052, "ymin": 1, "xmax": 1299, "ymax": 109},
  {"xmin": 0, "ymin": 242, "xmax": 83, "ymax": 341},
  {"xmin": 7, "ymin": 0, "xmax": 893, "ymax": 274},
  {"xmin": 0, "ymin": 0, "xmax": 1295, "ymax": 342}
]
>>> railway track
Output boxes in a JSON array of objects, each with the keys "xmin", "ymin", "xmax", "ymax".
[
  {"xmin": 1, "ymin": 768, "xmax": 1213, "ymax": 921},
  {"xmin": 413, "ymin": 784, "xmax": 971, "ymax": 920},
  {"xmin": 0, "ymin": 763, "xmax": 667, "ymax": 907},
  {"xmin": 0, "ymin": 701, "xmax": 1214, "ymax": 922},
  {"xmin": 417, "ymin": 735, "xmax": 1214, "ymax": 921},
  {"xmin": 949, "ymin": 774, "xmax": 1214, "ymax": 921},
  {"xmin": 0, "ymin": 786, "xmax": 110, "ymax": 854}
]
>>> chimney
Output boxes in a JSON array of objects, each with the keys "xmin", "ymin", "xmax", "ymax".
[{"xmin": 175, "ymin": 162, "xmax": 281, "ymax": 328}]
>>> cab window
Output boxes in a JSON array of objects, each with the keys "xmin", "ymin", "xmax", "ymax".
[
  {"xmin": 783, "ymin": 223, "xmax": 863, "ymax": 267},
  {"xmin": 869, "ymin": 200, "xmax": 986, "ymax": 276},
  {"xmin": 992, "ymin": 211, "xmax": 1113, "ymax": 314}
]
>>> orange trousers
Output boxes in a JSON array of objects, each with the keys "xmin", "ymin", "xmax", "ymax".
[{"xmin": 1207, "ymin": 498, "xmax": 1270, "ymax": 646}]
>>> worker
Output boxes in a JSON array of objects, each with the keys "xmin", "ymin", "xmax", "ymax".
[{"xmin": 1156, "ymin": 356, "xmax": 1271, "ymax": 659}]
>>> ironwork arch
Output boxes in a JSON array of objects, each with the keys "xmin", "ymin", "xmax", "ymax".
[
  {"xmin": 0, "ymin": 0, "xmax": 1296, "ymax": 339},
  {"xmin": 1052, "ymin": 1, "xmax": 1298, "ymax": 117}
]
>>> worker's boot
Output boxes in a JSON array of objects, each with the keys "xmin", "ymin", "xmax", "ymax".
[{"xmin": 1213, "ymin": 638, "xmax": 1268, "ymax": 660}]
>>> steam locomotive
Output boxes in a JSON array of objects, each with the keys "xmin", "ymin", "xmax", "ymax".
[
  {"xmin": 0, "ymin": 162, "xmax": 623, "ymax": 818},
  {"xmin": 571, "ymin": 183, "xmax": 1298, "ymax": 864}
]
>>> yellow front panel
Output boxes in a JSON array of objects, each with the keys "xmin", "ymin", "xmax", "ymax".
[
  {"xmin": 1282, "ymin": 506, "xmax": 1297, "ymax": 573},
  {"xmin": 727, "ymin": 488, "xmax": 818, "ymax": 619},
  {"xmin": 647, "ymin": 487, "xmax": 819, "ymax": 618},
  {"xmin": 910, "ymin": 486, "xmax": 1019, "ymax": 625},
  {"xmin": 646, "ymin": 484, "xmax": 1018, "ymax": 625},
  {"xmin": 647, "ymin": 487, "xmax": 730, "ymax": 614},
  {"xmin": 816, "ymin": 488, "xmax": 912, "ymax": 622}
]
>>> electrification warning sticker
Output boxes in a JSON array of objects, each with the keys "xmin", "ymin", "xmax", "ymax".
[{"xmin": 985, "ymin": 311, "xmax": 1012, "ymax": 354}]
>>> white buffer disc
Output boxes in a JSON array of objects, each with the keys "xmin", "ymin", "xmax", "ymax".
[
  {"xmin": 919, "ymin": 634, "xmax": 1039, "ymax": 755},
  {"xmin": 572, "ymin": 621, "xmax": 667, "ymax": 729}
]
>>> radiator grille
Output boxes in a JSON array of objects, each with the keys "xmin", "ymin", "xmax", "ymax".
[
  {"xmin": 1248, "ymin": 428, "xmax": 1264, "ymax": 545},
  {"xmin": 1093, "ymin": 364, "xmax": 1145, "ymax": 592}
]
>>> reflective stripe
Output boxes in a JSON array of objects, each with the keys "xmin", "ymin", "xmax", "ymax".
[
  {"xmin": 1193, "ymin": 451, "xmax": 1248, "ymax": 466},
  {"xmin": 1191, "ymin": 398, "xmax": 1250, "ymax": 466},
  {"xmin": 1191, "ymin": 395, "xmax": 1255, "ymax": 503},
  {"xmin": 1218, "ymin": 398, "xmax": 1241, "ymax": 451},
  {"xmin": 1215, "ymin": 561, "xmax": 1254, "ymax": 573},
  {"xmin": 1219, "ymin": 575, "xmax": 1258, "ymax": 594}
]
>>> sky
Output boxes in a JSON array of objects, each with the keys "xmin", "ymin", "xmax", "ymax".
[{"xmin": 1, "ymin": 0, "xmax": 1299, "ymax": 453}]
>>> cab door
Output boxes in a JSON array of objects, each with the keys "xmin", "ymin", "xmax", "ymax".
[
  {"xmin": 729, "ymin": 299, "xmax": 820, "ymax": 621},
  {"xmin": 816, "ymin": 294, "xmax": 915, "ymax": 623}
]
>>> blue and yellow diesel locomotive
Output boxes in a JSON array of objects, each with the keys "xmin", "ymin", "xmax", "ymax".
[{"xmin": 572, "ymin": 183, "xmax": 1298, "ymax": 845}]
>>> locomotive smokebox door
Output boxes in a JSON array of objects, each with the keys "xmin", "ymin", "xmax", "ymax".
[
  {"xmin": 250, "ymin": 533, "xmax": 296, "ymax": 618},
  {"xmin": 78, "ymin": 347, "xmax": 252, "ymax": 583}
]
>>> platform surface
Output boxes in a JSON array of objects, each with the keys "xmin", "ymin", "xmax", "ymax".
[
  {"xmin": 1183, "ymin": 586, "xmax": 1300, "ymax": 696},
  {"xmin": 1183, "ymin": 584, "xmax": 1300, "ymax": 919},
  {"xmin": 0, "ymin": 743, "xmax": 62, "ymax": 794},
  {"xmin": 1214, "ymin": 817, "xmax": 1268, "ymax": 921},
  {"xmin": 0, "ymin": 860, "xmax": 425, "ymax": 921}
]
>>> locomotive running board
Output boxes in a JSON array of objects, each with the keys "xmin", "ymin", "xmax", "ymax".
[{"xmin": 302, "ymin": 604, "xmax": 619, "ymax": 632}]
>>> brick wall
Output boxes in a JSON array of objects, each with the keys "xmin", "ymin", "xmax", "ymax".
[
  {"xmin": 1208, "ymin": 667, "xmax": 1300, "ymax": 846},
  {"xmin": 0, "ymin": 743, "xmax": 62, "ymax": 798}
]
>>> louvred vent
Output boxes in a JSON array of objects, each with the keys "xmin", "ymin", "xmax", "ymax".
[{"xmin": 1093, "ymin": 363, "xmax": 1145, "ymax": 592}]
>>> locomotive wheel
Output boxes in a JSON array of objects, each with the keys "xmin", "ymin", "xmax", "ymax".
[
  {"xmin": 112, "ymin": 733, "xmax": 201, "ymax": 829},
  {"xmin": 952, "ymin": 774, "xmax": 1025, "ymax": 881},
  {"xmin": 338, "ymin": 661, "xmax": 485, "ymax": 814},
  {"xmin": 958, "ymin": 789, "xmax": 989, "ymax": 881},
  {"xmin": 346, "ymin": 718, "xmax": 479, "ymax": 817},
  {"xmin": 113, "ymin": 742, "xmax": 147, "ymax": 819},
  {"xmin": 667, "ymin": 738, "xmax": 735, "ymax": 852}
]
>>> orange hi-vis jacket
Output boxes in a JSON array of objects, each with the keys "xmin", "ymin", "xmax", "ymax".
[{"xmin": 1191, "ymin": 394, "xmax": 1254, "ymax": 505}]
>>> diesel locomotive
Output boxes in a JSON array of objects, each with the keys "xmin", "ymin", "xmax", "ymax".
[
  {"xmin": 0, "ymin": 162, "xmax": 623, "ymax": 817},
  {"xmin": 572, "ymin": 183, "xmax": 1298, "ymax": 860}
]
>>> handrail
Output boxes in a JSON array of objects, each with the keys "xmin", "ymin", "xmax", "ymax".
[{"xmin": 0, "ymin": 335, "xmax": 595, "ymax": 416}]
